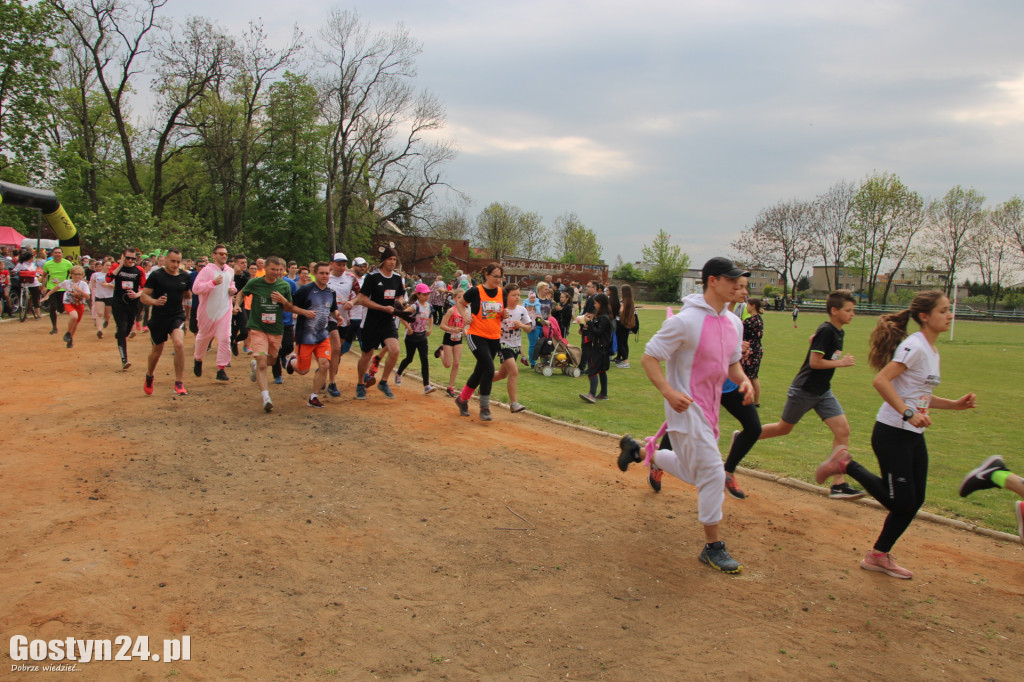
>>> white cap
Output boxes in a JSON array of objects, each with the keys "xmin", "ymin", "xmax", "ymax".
[
  {"xmin": 352, "ymin": 257, "xmax": 367, "ymax": 266},
  {"xmin": 332, "ymin": 252, "xmax": 348, "ymax": 262}
]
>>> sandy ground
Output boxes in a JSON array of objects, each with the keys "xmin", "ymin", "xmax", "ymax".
[{"xmin": 1, "ymin": 315, "xmax": 1023, "ymax": 681}]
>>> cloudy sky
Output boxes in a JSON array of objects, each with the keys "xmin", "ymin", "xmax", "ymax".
[{"xmin": 169, "ymin": 0, "xmax": 1024, "ymax": 267}]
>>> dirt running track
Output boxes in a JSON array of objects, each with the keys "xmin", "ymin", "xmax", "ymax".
[{"xmin": 1, "ymin": 318, "xmax": 1022, "ymax": 681}]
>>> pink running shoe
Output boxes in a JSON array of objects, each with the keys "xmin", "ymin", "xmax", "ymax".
[
  {"xmin": 860, "ymin": 551, "xmax": 913, "ymax": 580},
  {"xmin": 815, "ymin": 445, "xmax": 851, "ymax": 484}
]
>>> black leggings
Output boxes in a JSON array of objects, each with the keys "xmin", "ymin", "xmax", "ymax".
[
  {"xmin": 271, "ymin": 325, "xmax": 295, "ymax": 379},
  {"xmin": 845, "ymin": 421, "xmax": 928, "ymax": 553},
  {"xmin": 112, "ymin": 303, "xmax": 138, "ymax": 364},
  {"xmin": 721, "ymin": 389, "xmax": 763, "ymax": 473},
  {"xmin": 615, "ymin": 326, "xmax": 631, "ymax": 360},
  {"xmin": 466, "ymin": 334, "xmax": 499, "ymax": 396},
  {"xmin": 588, "ymin": 372, "xmax": 607, "ymax": 397},
  {"xmin": 397, "ymin": 332, "xmax": 430, "ymax": 385}
]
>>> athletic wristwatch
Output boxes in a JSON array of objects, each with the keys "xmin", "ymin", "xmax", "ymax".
[{"xmin": 902, "ymin": 408, "xmax": 915, "ymax": 421}]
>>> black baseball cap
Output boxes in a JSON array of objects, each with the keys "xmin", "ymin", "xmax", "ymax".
[{"xmin": 702, "ymin": 257, "xmax": 751, "ymax": 284}]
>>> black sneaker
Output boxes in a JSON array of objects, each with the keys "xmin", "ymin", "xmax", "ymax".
[
  {"xmin": 830, "ymin": 482, "xmax": 866, "ymax": 500},
  {"xmin": 454, "ymin": 396, "xmax": 470, "ymax": 417},
  {"xmin": 377, "ymin": 381, "xmax": 394, "ymax": 399},
  {"xmin": 327, "ymin": 382, "xmax": 341, "ymax": 398},
  {"xmin": 193, "ymin": 359, "xmax": 203, "ymax": 377},
  {"xmin": 284, "ymin": 353, "xmax": 295, "ymax": 375},
  {"xmin": 231, "ymin": 343, "xmax": 238, "ymax": 356},
  {"xmin": 699, "ymin": 541, "xmax": 743, "ymax": 574},
  {"xmin": 617, "ymin": 435, "xmax": 643, "ymax": 472},
  {"xmin": 216, "ymin": 368, "xmax": 229, "ymax": 381},
  {"xmin": 958, "ymin": 456, "xmax": 1008, "ymax": 497},
  {"xmin": 433, "ymin": 346, "xmax": 442, "ymax": 359},
  {"xmin": 66, "ymin": 340, "xmax": 73, "ymax": 348},
  {"xmin": 63, "ymin": 331, "xmax": 72, "ymax": 343}
]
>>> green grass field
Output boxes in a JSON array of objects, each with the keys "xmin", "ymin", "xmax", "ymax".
[{"xmin": 407, "ymin": 305, "xmax": 1024, "ymax": 534}]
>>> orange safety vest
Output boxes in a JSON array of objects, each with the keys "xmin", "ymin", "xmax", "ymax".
[{"xmin": 468, "ymin": 285, "xmax": 504, "ymax": 339}]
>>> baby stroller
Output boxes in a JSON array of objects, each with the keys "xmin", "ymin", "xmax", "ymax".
[{"xmin": 534, "ymin": 333, "xmax": 582, "ymax": 377}]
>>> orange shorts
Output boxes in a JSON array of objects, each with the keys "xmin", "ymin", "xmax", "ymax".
[
  {"xmin": 247, "ymin": 330, "xmax": 282, "ymax": 357},
  {"xmin": 64, "ymin": 303, "xmax": 86, "ymax": 318},
  {"xmin": 296, "ymin": 339, "xmax": 332, "ymax": 373}
]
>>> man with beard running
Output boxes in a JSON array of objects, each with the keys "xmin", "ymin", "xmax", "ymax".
[{"xmin": 107, "ymin": 248, "xmax": 146, "ymax": 370}]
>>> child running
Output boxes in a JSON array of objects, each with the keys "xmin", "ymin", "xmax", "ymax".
[
  {"xmin": 617, "ymin": 257, "xmax": 753, "ymax": 574},
  {"xmin": 395, "ymin": 283, "xmax": 436, "ymax": 395},
  {"xmin": 436, "ymin": 288, "xmax": 466, "ymax": 398},
  {"xmin": 960, "ymin": 457, "xmax": 1024, "ymax": 545},
  {"xmin": 757, "ymin": 290, "xmax": 864, "ymax": 500},
  {"xmin": 492, "ymin": 283, "xmax": 533, "ymax": 413},
  {"xmin": 815, "ymin": 291, "xmax": 976, "ymax": 579},
  {"xmin": 42, "ymin": 265, "xmax": 90, "ymax": 348}
]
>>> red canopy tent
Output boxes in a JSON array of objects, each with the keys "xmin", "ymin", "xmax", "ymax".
[{"xmin": 0, "ymin": 226, "xmax": 27, "ymax": 247}]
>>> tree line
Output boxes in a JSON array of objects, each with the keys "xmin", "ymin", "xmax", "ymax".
[
  {"xmin": 731, "ymin": 172, "xmax": 1023, "ymax": 308},
  {"xmin": 0, "ymin": 1, "xmax": 466, "ymax": 263}
]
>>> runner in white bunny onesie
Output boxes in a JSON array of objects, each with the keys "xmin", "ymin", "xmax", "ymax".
[{"xmin": 192, "ymin": 245, "xmax": 235, "ymax": 379}]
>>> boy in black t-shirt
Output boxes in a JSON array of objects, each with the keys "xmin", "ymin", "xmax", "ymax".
[
  {"xmin": 351, "ymin": 248, "xmax": 405, "ymax": 400},
  {"xmin": 758, "ymin": 290, "xmax": 865, "ymax": 500}
]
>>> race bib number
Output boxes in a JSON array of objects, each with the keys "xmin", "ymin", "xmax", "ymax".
[
  {"xmin": 261, "ymin": 312, "xmax": 277, "ymax": 324},
  {"xmin": 481, "ymin": 300, "xmax": 502, "ymax": 320},
  {"xmin": 122, "ymin": 280, "xmax": 134, "ymax": 289},
  {"xmin": 383, "ymin": 289, "xmax": 396, "ymax": 300}
]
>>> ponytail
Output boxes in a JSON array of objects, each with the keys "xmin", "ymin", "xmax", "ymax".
[
  {"xmin": 868, "ymin": 309, "xmax": 912, "ymax": 370},
  {"xmin": 868, "ymin": 290, "xmax": 947, "ymax": 370}
]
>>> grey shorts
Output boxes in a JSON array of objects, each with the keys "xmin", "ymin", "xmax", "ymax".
[{"xmin": 780, "ymin": 387, "xmax": 844, "ymax": 425}]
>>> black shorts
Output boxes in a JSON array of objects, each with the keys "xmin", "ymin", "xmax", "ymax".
[
  {"xmin": 149, "ymin": 313, "xmax": 186, "ymax": 345},
  {"xmin": 359, "ymin": 321, "xmax": 398, "ymax": 353},
  {"xmin": 442, "ymin": 332, "xmax": 463, "ymax": 347},
  {"xmin": 499, "ymin": 345, "xmax": 521, "ymax": 362}
]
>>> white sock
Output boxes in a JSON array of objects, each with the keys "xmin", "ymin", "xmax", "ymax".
[
  {"xmin": 261, "ymin": 390, "xmax": 271, "ymax": 402},
  {"xmin": 310, "ymin": 393, "xmax": 318, "ymax": 401}
]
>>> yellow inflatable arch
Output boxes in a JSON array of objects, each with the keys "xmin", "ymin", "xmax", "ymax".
[{"xmin": 0, "ymin": 180, "xmax": 79, "ymax": 261}]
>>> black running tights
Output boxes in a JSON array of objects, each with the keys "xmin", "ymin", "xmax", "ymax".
[
  {"xmin": 722, "ymin": 389, "xmax": 763, "ymax": 473},
  {"xmin": 465, "ymin": 334, "xmax": 498, "ymax": 395},
  {"xmin": 845, "ymin": 421, "xmax": 928, "ymax": 553},
  {"xmin": 397, "ymin": 332, "xmax": 430, "ymax": 385}
]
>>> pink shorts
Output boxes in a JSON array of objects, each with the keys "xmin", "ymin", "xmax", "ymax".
[{"xmin": 247, "ymin": 330, "xmax": 282, "ymax": 357}]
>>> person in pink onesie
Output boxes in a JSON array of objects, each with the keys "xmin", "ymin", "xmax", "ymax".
[
  {"xmin": 192, "ymin": 245, "xmax": 235, "ymax": 381},
  {"xmin": 617, "ymin": 257, "xmax": 753, "ymax": 575}
]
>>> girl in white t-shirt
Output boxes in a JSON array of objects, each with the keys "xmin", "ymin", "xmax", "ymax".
[
  {"xmin": 815, "ymin": 290, "xmax": 976, "ymax": 580},
  {"xmin": 90, "ymin": 259, "xmax": 115, "ymax": 337},
  {"xmin": 492, "ymin": 283, "xmax": 533, "ymax": 413}
]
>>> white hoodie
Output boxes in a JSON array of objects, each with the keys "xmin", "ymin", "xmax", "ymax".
[{"xmin": 643, "ymin": 293, "xmax": 743, "ymax": 439}]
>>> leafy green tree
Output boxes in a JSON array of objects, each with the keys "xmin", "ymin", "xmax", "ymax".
[
  {"xmin": 553, "ymin": 212, "xmax": 602, "ymax": 263},
  {"xmin": 641, "ymin": 229, "xmax": 691, "ymax": 301},
  {"xmin": 246, "ymin": 71, "xmax": 326, "ymax": 262},
  {"xmin": 473, "ymin": 202, "xmax": 547, "ymax": 260},
  {"xmin": 612, "ymin": 261, "xmax": 642, "ymax": 282},
  {"xmin": 852, "ymin": 172, "xmax": 925, "ymax": 303},
  {"xmin": 0, "ymin": 0, "xmax": 59, "ymax": 175},
  {"xmin": 432, "ymin": 243, "xmax": 457, "ymax": 283}
]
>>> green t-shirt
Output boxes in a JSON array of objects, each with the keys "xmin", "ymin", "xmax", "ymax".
[
  {"xmin": 43, "ymin": 259, "xmax": 73, "ymax": 291},
  {"xmin": 242, "ymin": 276, "xmax": 292, "ymax": 335}
]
